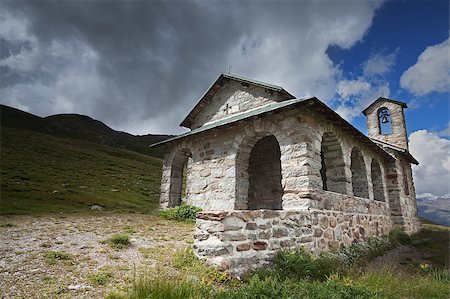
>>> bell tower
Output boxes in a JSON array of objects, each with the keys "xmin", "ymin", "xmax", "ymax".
[{"xmin": 362, "ymin": 97, "xmax": 409, "ymax": 150}]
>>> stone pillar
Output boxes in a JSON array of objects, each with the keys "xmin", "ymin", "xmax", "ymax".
[{"xmin": 159, "ymin": 153, "xmax": 172, "ymax": 209}]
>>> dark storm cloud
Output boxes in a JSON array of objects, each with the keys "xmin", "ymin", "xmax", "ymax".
[{"xmin": 0, "ymin": 0, "xmax": 382, "ymax": 134}]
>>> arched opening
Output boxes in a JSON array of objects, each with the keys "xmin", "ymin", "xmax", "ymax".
[
  {"xmin": 378, "ymin": 107, "xmax": 392, "ymax": 135},
  {"xmin": 351, "ymin": 147, "xmax": 369, "ymax": 198},
  {"xmin": 320, "ymin": 132, "xmax": 347, "ymax": 194},
  {"xmin": 247, "ymin": 135, "xmax": 283, "ymax": 210},
  {"xmin": 168, "ymin": 150, "xmax": 192, "ymax": 207},
  {"xmin": 371, "ymin": 159, "xmax": 384, "ymax": 201}
]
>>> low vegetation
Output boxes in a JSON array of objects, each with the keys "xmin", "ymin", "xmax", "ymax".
[
  {"xmin": 113, "ymin": 225, "xmax": 449, "ymax": 299},
  {"xmin": 88, "ymin": 270, "xmax": 113, "ymax": 285},
  {"xmin": 44, "ymin": 251, "xmax": 73, "ymax": 265},
  {"xmin": 0, "ymin": 127, "xmax": 163, "ymax": 214},
  {"xmin": 104, "ymin": 233, "xmax": 131, "ymax": 249},
  {"xmin": 160, "ymin": 204, "xmax": 202, "ymax": 222}
]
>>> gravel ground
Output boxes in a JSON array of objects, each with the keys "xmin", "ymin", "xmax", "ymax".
[{"xmin": 0, "ymin": 214, "xmax": 194, "ymax": 298}]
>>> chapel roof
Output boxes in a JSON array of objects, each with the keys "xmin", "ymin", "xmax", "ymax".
[
  {"xmin": 150, "ymin": 96, "xmax": 396, "ymax": 162},
  {"xmin": 180, "ymin": 73, "xmax": 295, "ymax": 128},
  {"xmin": 369, "ymin": 137, "xmax": 419, "ymax": 165}
]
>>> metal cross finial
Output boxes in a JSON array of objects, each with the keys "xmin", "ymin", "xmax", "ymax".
[{"xmin": 226, "ymin": 62, "xmax": 232, "ymax": 74}]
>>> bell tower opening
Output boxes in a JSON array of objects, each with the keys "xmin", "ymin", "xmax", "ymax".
[{"xmin": 378, "ymin": 107, "xmax": 392, "ymax": 135}]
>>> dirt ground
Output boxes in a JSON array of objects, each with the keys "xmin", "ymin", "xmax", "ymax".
[{"xmin": 0, "ymin": 214, "xmax": 194, "ymax": 298}]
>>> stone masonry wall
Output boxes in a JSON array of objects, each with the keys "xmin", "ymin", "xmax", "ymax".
[
  {"xmin": 194, "ymin": 204, "xmax": 393, "ymax": 277},
  {"xmin": 191, "ymin": 80, "xmax": 285, "ymax": 129}
]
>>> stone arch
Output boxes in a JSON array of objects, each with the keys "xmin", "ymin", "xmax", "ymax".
[
  {"xmin": 378, "ymin": 107, "xmax": 392, "ymax": 135},
  {"xmin": 319, "ymin": 132, "xmax": 347, "ymax": 194},
  {"xmin": 168, "ymin": 148, "xmax": 192, "ymax": 207},
  {"xmin": 247, "ymin": 135, "xmax": 283, "ymax": 210},
  {"xmin": 351, "ymin": 147, "xmax": 369, "ymax": 198},
  {"xmin": 235, "ymin": 130, "xmax": 285, "ymax": 210},
  {"xmin": 371, "ymin": 159, "xmax": 384, "ymax": 201}
]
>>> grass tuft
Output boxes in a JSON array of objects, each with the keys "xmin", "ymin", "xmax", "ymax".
[
  {"xmin": 45, "ymin": 251, "xmax": 72, "ymax": 264},
  {"xmin": 88, "ymin": 270, "xmax": 112, "ymax": 285},
  {"xmin": 105, "ymin": 233, "xmax": 131, "ymax": 249}
]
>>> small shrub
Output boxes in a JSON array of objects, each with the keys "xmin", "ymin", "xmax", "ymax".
[
  {"xmin": 160, "ymin": 204, "xmax": 202, "ymax": 222},
  {"xmin": 106, "ymin": 233, "xmax": 131, "ymax": 249},
  {"xmin": 88, "ymin": 270, "xmax": 112, "ymax": 285},
  {"xmin": 45, "ymin": 251, "xmax": 72, "ymax": 264}
]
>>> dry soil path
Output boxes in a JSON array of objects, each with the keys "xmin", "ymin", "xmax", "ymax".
[{"xmin": 0, "ymin": 214, "xmax": 194, "ymax": 298}]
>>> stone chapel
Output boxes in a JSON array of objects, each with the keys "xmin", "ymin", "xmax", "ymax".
[{"xmin": 151, "ymin": 73, "xmax": 420, "ymax": 275}]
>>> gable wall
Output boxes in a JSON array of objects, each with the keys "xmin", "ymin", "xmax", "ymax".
[{"xmin": 191, "ymin": 81, "xmax": 285, "ymax": 129}]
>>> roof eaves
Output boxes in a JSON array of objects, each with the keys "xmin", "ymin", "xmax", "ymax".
[
  {"xmin": 369, "ymin": 137, "xmax": 419, "ymax": 165},
  {"xmin": 150, "ymin": 98, "xmax": 309, "ymax": 148}
]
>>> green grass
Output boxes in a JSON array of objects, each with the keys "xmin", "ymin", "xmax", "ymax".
[
  {"xmin": 105, "ymin": 233, "xmax": 131, "ymax": 249},
  {"xmin": 411, "ymin": 225, "xmax": 449, "ymax": 269},
  {"xmin": 44, "ymin": 251, "xmax": 73, "ymax": 264},
  {"xmin": 88, "ymin": 270, "xmax": 112, "ymax": 285},
  {"xmin": 0, "ymin": 127, "xmax": 163, "ymax": 215},
  {"xmin": 120, "ymin": 225, "xmax": 450, "ymax": 299}
]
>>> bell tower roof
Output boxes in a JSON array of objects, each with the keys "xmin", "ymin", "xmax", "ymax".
[{"xmin": 362, "ymin": 97, "xmax": 407, "ymax": 116}]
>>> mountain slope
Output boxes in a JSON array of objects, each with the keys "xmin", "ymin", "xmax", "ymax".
[
  {"xmin": 417, "ymin": 196, "xmax": 450, "ymax": 226},
  {"xmin": 0, "ymin": 104, "xmax": 170, "ymax": 158},
  {"xmin": 0, "ymin": 127, "xmax": 162, "ymax": 214}
]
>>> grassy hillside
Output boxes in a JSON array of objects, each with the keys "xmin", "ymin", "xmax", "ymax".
[
  {"xmin": 0, "ymin": 127, "xmax": 162, "ymax": 215},
  {"xmin": 0, "ymin": 104, "xmax": 171, "ymax": 158}
]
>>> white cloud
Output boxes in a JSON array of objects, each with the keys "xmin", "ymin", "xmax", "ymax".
[
  {"xmin": 363, "ymin": 51, "xmax": 397, "ymax": 77},
  {"xmin": 333, "ymin": 50, "xmax": 396, "ymax": 121},
  {"xmin": 437, "ymin": 122, "xmax": 450, "ymax": 137},
  {"xmin": 409, "ymin": 130, "xmax": 450, "ymax": 198},
  {"xmin": 337, "ymin": 79, "xmax": 371, "ymax": 98},
  {"xmin": 334, "ymin": 78, "xmax": 390, "ymax": 120},
  {"xmin": 400, "ymin": 38, "xmax": 450, "ymax": 95}
]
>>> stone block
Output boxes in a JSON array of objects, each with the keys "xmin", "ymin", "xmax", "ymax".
[
  {"xmin": 245, "ymin": 222, "xmax": 258, "ymax": 230},
  {"xmin": 314, "ymin": 228, "xmax": 323, "ymax": 237},
  {"xmin": 280, "ymin": 239, "xmax": 296, "ymax": 247},
  {"xmin": 253, "ymin": 241, "xmax": 268, "ymax": 251},
  {"xmin": 319, "ymin": 216, "xmax": 329, "ymax": 229},
  {"xmin": 236, "ymin": 243, "xmax": 252, "ymax": 251},
  {"xmin": 272, "ymin": 227, "xmax": 289, "ymax": 238},
  {"xmin": 300, "ymin": 236, "xmax": 313, "ymax": 243}
]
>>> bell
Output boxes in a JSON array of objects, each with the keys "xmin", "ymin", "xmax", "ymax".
[{"xmin": 381, "ymin": 114, "xmax": 389, "ymax": 123}]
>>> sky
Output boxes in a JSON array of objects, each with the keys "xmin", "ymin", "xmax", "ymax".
[{"xmin": 1, "ymin": 0, "xmax": 449, "ymax": 198}]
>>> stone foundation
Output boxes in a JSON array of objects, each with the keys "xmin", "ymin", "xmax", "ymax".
[{"xmin": 193, "ymin": 208, "xmax": 393, "ymax": 277}]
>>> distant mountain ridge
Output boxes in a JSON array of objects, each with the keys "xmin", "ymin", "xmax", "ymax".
[
  {"xmin": 0, "ymin": 104, "xmax": 170, "ymax": 158},
  {"xmin": 417, "ymin": 196, "xmax": 450, "ymax": 226}
]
